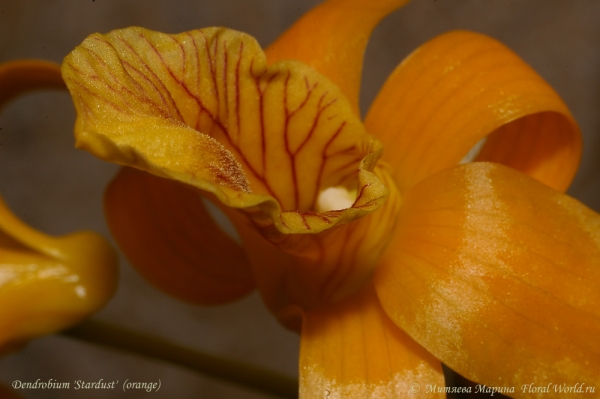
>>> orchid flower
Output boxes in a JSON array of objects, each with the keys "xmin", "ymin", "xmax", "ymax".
[
  {"xmin": 60, "ymin": 0, "xmax": 599, "ymax": 397},
  {"xmin": 0, "ymin": 61, "xmax": 118, "ymax": 356}
]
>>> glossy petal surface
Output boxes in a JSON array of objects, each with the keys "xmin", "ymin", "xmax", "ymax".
[
  {"xmin": 366, "ymin": 31, "xmax": 581, "ymax": 192},
  {"xmin": 0, "ymin": 60, "xmax": 117, "ymax": 354},
  {"xmin": 105, "ymin": 167, "xmax": 254, "ymax": 305},
  {"xmin": 300, "ymin": 283, "xmax": 444, "ymax": 399},
  {"xmin": 0, "ymin": 195, "xmax": 117, "ymax": 354},
  {"xmin": 265, "ymin": 0, "xmax": 410, "ymax": 114},
  {"xmin": 63, "ymin": 26, "xmax": 397, "ymax": 314},
  {"xmin": 375, "ymin": 162, "xmax": 600, "ymax": 391}
]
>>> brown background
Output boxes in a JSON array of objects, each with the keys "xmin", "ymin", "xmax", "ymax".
[{"xmin": 1, "ymin": 0, "xmax": 599, "ymax": 398}]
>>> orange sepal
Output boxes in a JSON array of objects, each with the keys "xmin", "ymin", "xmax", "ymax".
[
  {"xmin": 104, "ymin": 167, "xmax": 254, "ymax": 305},
  {"xmin": 374, "ymin": 162, "xmax": 600, "ymax": 391},
  {"xmin": 365, "ymin": 31, "xmax": 581, "ymax": 193},
  {"xmin": 300, "ymin": 283, "xmax": 444, "ymax": 398},
  {"xmin": 265, "ymin": 0, "xmax": 410, "ymax": 115}
]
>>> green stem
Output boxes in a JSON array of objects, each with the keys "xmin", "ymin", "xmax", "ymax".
[{"xmin": 62, "ymin": 320, "xmax": 298, "ymax": 399}]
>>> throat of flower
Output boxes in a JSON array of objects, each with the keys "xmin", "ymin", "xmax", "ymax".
[
  {"xmin": 315, "ymin": 186, "xmax": 357, "ymax": 212},
  {"xmin": 460, "ymin": 137, "xmax": 487, "ymax": 164}
]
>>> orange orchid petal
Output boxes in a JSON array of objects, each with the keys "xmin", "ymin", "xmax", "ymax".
[
  {"xmin": 374, "ymin": 162, "xmax": 600, "ymax": 390},
  {"xmin": 0, "ymin": 193, "xmax": 117, "ymax": 355},
  {"xmin": 265, "ymin": 0, "xmax": 410, "ymax": 115},
  {"xmin": 0, "ymin": 61, "xmax": 116, "ymax": 354},
  {"xmin": 300, "ymin": 283, "xmax": 444, "ymax": 398},
  {"xmin": 365, "ymin": 30, "xmax": 581, "ymax": 193},
  {"xmin": 62, "ymin": 27, "xmax": 397, "ymax": 314},
  {"xmin": 0, "ymin": 60, "xmax": 65, "ymax": 107},
  {"xmin": 104, "ymin": 167, "xmax": 254, "ymax": 305}
]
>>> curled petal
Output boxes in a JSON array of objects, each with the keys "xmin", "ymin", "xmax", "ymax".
[
  {"xmin": 0, "ymin": 60, "xmax": 116, "ymax": 354},
  {"xmin": 365, "ymin": 30, "xmax": 581, "ymax": 193},
  {"xmin": 374, "ymin": 162, "xmax": 600, "ymax": 390},
  {"xmin": 265, "ymin": 0, "xmax": 410, "ymax": 115},
  {"xmin": 63, "ymin": 27, "xmax": 395, "ymax": 313},
  {"xmin": 0, "ymin": 195, "xmax": 117, "ymax": 354},
  {"xmin": 0, "ymin": 60, "xmax": 65, "ymax": 107},
  {"xmin": 104, "ymin": 167, "xmax": 254, "ymax": 305},
  {"xmin": 300, "ymin": 283, "xmax": 444, "ymax": 399}
]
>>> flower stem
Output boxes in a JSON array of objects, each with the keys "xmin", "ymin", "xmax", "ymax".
[{"xmin": 62, "ymin": 319, "xmax": 298, "ymax": 398}]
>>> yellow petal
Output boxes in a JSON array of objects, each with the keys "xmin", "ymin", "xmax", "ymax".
[
  {"xmin": 104, "ymin": 167, "xmax": 254, "ymax": 305},
  {"xmin": 374, "ymin": 162, "xmax": 600, "ymax": 391},
  {"xmin": 62, "ymin": 26, "xmax": 386, "ymax": 218},
  {"xmin": 300, "ymin": 283, "xmax": 444, "ymax": 399},
  {"xmin": 0, "ymin": 60, "xmax": 65, "ymax": 107},
  {"xmin": 365, "ymin": 30, "xmax": 581, "ymax": 193},
  {"xmin": 265, "ymin": 0, "xmax": 410, "ymax": 115},
  {"xmin": 62, "ymin": 27, "xmax": 395, "ymax": 315},
  {"xmin": 0, "ymin": 194, "xmax": 117, "ymax": 354}
]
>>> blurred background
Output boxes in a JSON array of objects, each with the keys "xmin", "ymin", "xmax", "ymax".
[{"xmin": 1, "ymin": 0, "xmax": 599, "ymax": 398}]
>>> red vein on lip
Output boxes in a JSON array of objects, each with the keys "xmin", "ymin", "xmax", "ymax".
[{"xmin": 115, "ymin": 35, "xmax": 186, "ymax": 123}]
